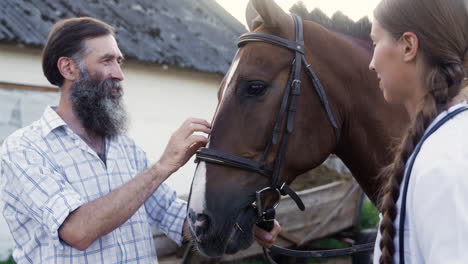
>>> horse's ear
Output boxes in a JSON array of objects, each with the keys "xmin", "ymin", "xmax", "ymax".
[
  {"xmin": 246, "ymin": 1, "xmax": 261, "ymax": 31},
  {"xmin": 245, "ymin": 0, "xmax": 289, "ymax": 32}
]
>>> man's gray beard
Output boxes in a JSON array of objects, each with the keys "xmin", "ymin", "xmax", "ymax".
[{"xmin": 70, "ymin": 68, "xmax": 128, "ymax": 137}]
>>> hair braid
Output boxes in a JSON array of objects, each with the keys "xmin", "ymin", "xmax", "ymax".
[
  {"xmin": 378, "ymin": 63, "xmax": 464, "ymax": 264},
  {"xmin": 373, "ymin": 0, "xmax": 467, "ymax": 261}
]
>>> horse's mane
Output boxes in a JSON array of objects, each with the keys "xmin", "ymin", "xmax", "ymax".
[{"xmin": 290, "ymin": 2, "xmax": 372, "ymax": 45}]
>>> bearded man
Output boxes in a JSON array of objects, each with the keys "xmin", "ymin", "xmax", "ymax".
[{"xmin": 0, "ymin": 17, "xmax": 280, "ymax": 263}]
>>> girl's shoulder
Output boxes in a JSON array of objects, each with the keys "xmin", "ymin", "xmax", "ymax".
[{"xmin": 411, "ymin": 105, "xmax": 468, "ymax": 180}]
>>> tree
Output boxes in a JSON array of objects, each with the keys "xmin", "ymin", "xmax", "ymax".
[
  {"xmin": 308, "ymin": 8, "xmax": 332, "ymax": 29},
  {"xmin": 289, "ymin": 1, "xmax": 309, "ymax": 19}
]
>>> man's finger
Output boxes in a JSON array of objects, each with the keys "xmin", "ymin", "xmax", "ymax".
[
  {"xmin": 254, "ymin": 227, "xmax": 273, "ymax": 241},
  {"xmin": 182, "ymin": 123, "xmax": 211, "ymax": 138},
  {"xmin": 184, "ymin": 118, "xmax": 211, "ymax": 128},
  {"xmin": 187, "ymin": 135, "xmax": 209, "ymax": 150},
  {"xmin": 253, "ymin": 220, "xmax": 281, "ymax": 248},
  {"xmin": 271, "ymin": 220, "xmax": 282, "ymax": 236},
  {"xmin": 187, "ymin": 140, "xmax": 208, "ymax": 155},
  {"xmin": 255, "ymin": 237, "xmax": 273, "ymax": 248}
]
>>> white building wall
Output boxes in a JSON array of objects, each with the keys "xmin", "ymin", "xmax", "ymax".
[
  {"xmin": 0, "ymin": 44, "xmax": 223, "ymax": 259},
  {"xmin": 0, "ymin": 44, "xmax": 52, "ymax": 87},
  {"xmin": 122, "ymin": 60, "xmax": 221, "ymax": 195}
]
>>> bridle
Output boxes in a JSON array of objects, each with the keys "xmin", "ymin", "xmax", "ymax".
[
  {"xmin": 195, "ymin": 15, "xmax": 373, "ymax": 263},
  {"xmin": 196, "ymin": 13, "xmax": 339, "ymax": 219}
]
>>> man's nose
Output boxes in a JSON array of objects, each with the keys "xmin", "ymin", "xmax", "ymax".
[{"xmin": 111, "ymin": 65, "xmax": 125, "ymax": 81}]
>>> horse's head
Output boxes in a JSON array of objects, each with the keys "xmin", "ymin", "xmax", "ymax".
[{"xmin": 187, "ymin": 0, "xmax": 343, "ymax": 257}]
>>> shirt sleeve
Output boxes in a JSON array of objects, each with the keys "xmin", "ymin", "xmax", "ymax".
[
  {"xmin": 144, "ymin": 183, "xmax": 187, "ymax": 245},
  {"xmin": 132, "ymin": 144, "xmax": 187, "ymax": 245},
  {"xmin": 1, "ymin": 146, "xmax": 84, "ymax": 247},
  {"xmin": 412, "ymin": 158, "xmax": 468, "ymax": 264}
]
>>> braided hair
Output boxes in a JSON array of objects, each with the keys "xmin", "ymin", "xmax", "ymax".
[{"xmin": 373, "ymin": 0, "xmax": 468, "ymax": 263}]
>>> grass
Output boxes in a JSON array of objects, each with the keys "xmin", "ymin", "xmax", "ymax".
[
  {"xmin": 0, "ymin": 255, "xmax": 15, "ymax": 264},
  {"xmin": 360, "ymin": 200, "xmax": 380, "ymax": 229}
]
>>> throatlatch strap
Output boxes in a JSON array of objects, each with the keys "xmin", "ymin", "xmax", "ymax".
[
  {"xmin": 280, "ymin": 183, "xmax": 305, "ymax": 211},
  {"xmin": 302, "ymin": 57, "xmax": 340, "ymax": 143}
]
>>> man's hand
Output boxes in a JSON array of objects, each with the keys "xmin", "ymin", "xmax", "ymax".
[
  {"xmin": 158, "ymin": 118, "xmax": 211, "ymax": 175},
  {"xmin": 253, "ymin": 220, "xmax": 282, "ymax": 248}
]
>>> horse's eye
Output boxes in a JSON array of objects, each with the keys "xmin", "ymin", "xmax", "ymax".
[{"xmin": 246, "ymin": 82, "xmax": 266, "ymax": 96}]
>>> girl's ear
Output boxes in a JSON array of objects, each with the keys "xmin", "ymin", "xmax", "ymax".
[{"xmin": 399, "ymin": 32, "xmax": 419, "ymax": 63}]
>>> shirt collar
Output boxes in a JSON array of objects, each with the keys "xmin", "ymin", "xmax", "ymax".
[
  {"xmin": 426, "ymin": 101, "xmax": 468, "ymax": 132},
  {"xmin": 40, "ymin": 106, "xmax": 68, "ymax": 136}
]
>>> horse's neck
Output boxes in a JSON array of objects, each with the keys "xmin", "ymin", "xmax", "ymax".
[
  {"xmin": 335, "ymin": 106, "xmax": 407, "ymax": 205},
  {"xmin": 324, "ymin": 33, "xmax": 408, "ymax": 205}
]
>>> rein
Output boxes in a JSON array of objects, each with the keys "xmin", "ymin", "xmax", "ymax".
[{"xmin": 195, "ymin": 15, "xmax": 374, "ymax": 263}]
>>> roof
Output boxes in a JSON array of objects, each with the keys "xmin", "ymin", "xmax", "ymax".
[{"xmin": 0, "ymin": 0, "xmax": 247, "ymax": 74}]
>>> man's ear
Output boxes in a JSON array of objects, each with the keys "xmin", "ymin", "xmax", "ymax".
[
  {"xmin": 399, "ymin": 32, "xmax": 419, "ymax": 63},
  {"xmin": 57, "ymin": 57, "xmax": 79, "ymax": 82}
]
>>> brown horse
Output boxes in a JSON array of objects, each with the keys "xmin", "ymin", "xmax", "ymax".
[{"xmin": 187, "ymin": 0, "xmax": 408, "ymax": 257}]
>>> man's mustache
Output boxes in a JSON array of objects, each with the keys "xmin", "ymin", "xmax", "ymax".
[{"xmin": 97, "ymin": 78, "xmax": 123, "ymax": 99}]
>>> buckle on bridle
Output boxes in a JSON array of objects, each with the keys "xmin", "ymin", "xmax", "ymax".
[
  {"xmin": 255, "ymin": 187, "xmax": 281, "ymax": 217},
  {"xmin": 292, "ymin": 80, "xmax": 301, "ymax": 95},
  {"xmin": 278, "ymin": 182, "xmax": 287, "ymax": 196}
]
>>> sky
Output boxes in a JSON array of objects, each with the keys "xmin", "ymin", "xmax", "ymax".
[{"xmin": 214, "ymin": 0, "xmax": 380, "ymax": 27}]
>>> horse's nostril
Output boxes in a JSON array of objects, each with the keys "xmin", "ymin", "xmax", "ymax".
[
  {"xmin": 197, "ymin": 213, "xmax": 208, "ymax": 222},
  {"xmin": 195, "ymin": 213, "xmax": 211, "ymax": 231}
]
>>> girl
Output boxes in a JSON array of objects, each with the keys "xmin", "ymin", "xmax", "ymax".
[{"xmin": 369, "ymin": 0, "xmax": 468, "ymax": 263}]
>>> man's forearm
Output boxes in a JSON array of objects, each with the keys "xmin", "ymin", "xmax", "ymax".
[{"xmin": 59, "ymin": 162, "xmax": 171, "ymax": 250}]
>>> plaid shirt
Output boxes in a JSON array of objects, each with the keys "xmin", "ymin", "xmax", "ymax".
[{"xmin": 0, "ymin": 106, "xmax": 187, "ymax": 264}]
